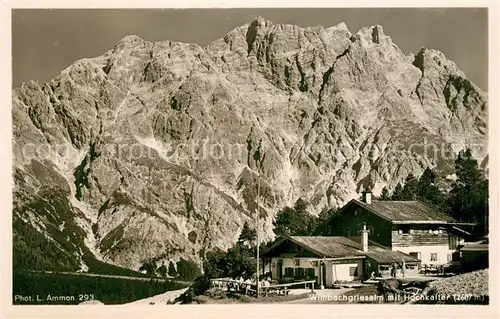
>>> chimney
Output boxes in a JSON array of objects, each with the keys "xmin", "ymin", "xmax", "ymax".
[
  {"xmin": 361, "ymin": 223, "xmax": 369, "ymax": 252},
  {"xmin": 362, "ymin": 189, "xmax": 372, "ymax": 204}
]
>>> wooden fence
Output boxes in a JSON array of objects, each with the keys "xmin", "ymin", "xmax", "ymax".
[{"xmin": 210, "ymin": 278, "xmax": 315, "ymax": 297}]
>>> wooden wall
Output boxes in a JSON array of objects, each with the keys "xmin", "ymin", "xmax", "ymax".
[
  {"xmin": 321, "ymin": 203, "xmax": 393, "ymax": 247},
  {"xmin": 391, "ymin": 225, "xmax": 449, "ymax": 247},
  {"xmin": 262, "ymin": 239, "xmax": 320, "ymax": 258}
]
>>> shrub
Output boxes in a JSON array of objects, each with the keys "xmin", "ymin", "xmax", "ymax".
[
  {"xmin": 168, "ymin": 261, "xmax": 177, "ymax": 277},
  {"xmin": 173, "ymin": 275, "xmax": 211, "ymax": 304},
  {"xmin": 176, "ymin": 259, "xmax": 201, "ymax": 281}
]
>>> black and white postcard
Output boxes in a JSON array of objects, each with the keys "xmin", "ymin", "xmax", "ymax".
[{"xmin": 1, "ymin": 2, "xmax": 498, "ymax": 319}]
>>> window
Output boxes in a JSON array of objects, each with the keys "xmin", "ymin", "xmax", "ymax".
[
  {"xmin": 305, "ymin": 268, "xmax": 315, "ymax": 278},
  {"xmin": 447, "ymin": 253, "xmax": 452, "ymax": 262},
  {"xmin": 284, "ymin": 267, "xmax": 294, "ymax": 277},
  {"xmin": 400, "ymin": 225, "xmax": 410, "ymax": 235},
  {"xmin": 449, "ymin": 236, "xmax": 459, "ymax": 250},
  {"xmin": 294, "ymin": 267, "xmax": 305, "ymax": 278},
  {"xmin": 430, "ymin": 253, "xmax": 438, "ymax": 262},
  {"xmin": 349, "ymin": 266, "xmax": 358, "ymax": 276}
]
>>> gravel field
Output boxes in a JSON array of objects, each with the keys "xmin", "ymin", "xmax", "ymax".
[
  {"xmin": 424, "ymin": 268, "xmax": 488, "ymax": 300},
  {"xmin": 126, "ymin": 288, "xmax": 189, "ymax": 305}
]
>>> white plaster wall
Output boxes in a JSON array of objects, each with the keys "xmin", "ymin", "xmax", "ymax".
[
  {"xmin": 270, "ymin": 257, "xmax": 363, "ymax": 286},
  {"xmin": 331, "ymin": 259, "xmax": 364, "ymax": 282},
  {"xmin": 394, "ymin": 245, "xmax": 455, "ymax": 265}
]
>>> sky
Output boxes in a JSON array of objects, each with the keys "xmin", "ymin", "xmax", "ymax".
[{"xmin": 11, "ymin": 8, "xmax": 488, "ymax": 90}]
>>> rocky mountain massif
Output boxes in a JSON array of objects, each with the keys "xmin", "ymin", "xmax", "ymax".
[{"xmin": 12, "ymin": 18, "xmax": 487, "ymax": 272}]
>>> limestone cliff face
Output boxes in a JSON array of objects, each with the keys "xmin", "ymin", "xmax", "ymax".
[{"xmin": 12, "ymin": 18, "xmax": 487, "ymax": 271}]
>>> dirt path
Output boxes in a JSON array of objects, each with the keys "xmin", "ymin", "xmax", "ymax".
[{"xmin": 125, "ymin": 288, "xmax": 189, "ymax": 305}]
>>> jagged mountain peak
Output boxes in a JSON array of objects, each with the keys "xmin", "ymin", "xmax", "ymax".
[
  {"xmin": 356, "ymin": 24, "xmax": 387, "ymax": 41},
  {"xmin": 117, "ymin": 34, "xmax": 145, "ymax": 44},
  {"xmin": 413, "ymin": 47, "xmax": 465, "ymax": 77},
  {"xmin": 326, "ymin": 21, "xmax": 350, "ymax": 32},
  {"xmin": 13, "ymin": 19, "xmax": 487, "ymax": 272},
  {"xmin": 250, "ymin": 15, "xmax": 271, "ymax": 27}
]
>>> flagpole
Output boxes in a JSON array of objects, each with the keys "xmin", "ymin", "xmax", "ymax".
[{"xmin": 256, "ymin": 174, "xmax": 260, "ymax": 298}]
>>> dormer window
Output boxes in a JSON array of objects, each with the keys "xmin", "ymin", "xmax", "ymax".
[{"xmin": 399, "ymin": 225, "xmax": 410, "ymax": 235}]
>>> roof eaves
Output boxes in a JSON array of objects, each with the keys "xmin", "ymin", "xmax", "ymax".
[
  {"xmin": 329, "ymin": 255, "xmax": 366, "ymax": 261},
  {"xmin": 392, "ymin": 221, "xmax": 475, "ymax": 225},
  {"xmin": 460, "ymin": 245, "xmax": 489, "ymax": 252},
  {"xmin": 317, "ymin": 199, "xmax": 358, "ymax": 229},
  {"xmin": 451, "ymin": 226, "xmax": 473, "ymax": 237},
  {"xmin": 260, "ymin": 236, "xmax": 289, "ymax": 257},
  {"xmin": 393, "ymin": 220, "xmax": 449, "ymax": 224}
]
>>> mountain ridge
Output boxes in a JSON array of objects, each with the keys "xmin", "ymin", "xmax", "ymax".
[{"xmin": 12, "ymin": 18, "xmax": 487, "ymax": 272}]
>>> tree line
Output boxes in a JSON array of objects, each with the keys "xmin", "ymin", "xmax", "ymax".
[
  {"xmin": 13, "ymin": 272, "xmax": 188, "ymax": 305},
  {"xmin": 139, "ymin": 258, "xmax": 201, "ymax": 281},
  {"xmin": 271, "ymin": 148, "xmax": 488, "ymax": 237},
  {"xmin": 379, "ymin": 149, "xmax": 488, "ymax": 235}
]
